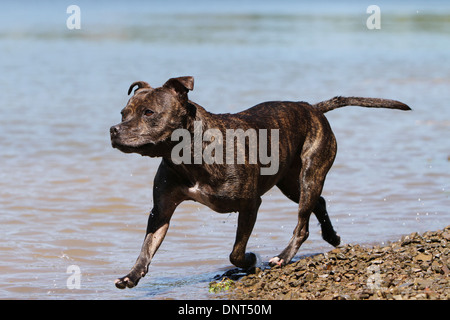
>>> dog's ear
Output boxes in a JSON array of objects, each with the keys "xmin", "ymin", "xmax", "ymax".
[
  {"xmin": 128, "ymin": 81, "xmax": 152, "ymax": 95},
  {"xmin": 163, "ymin": 76, "xmax": 194, "ymax": 95}
]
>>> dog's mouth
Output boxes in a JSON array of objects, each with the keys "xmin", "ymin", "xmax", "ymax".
[
  {"xmin": 110, "ymin": 124, "xmax": 172, "ymax": 157},
  {"xmin": 111, "ymin": 137, "xmax": 168, "ymax": 158},
  {"xmin": 111, "ymin": 137, "xmax": 150, "ymax": 152},
  {"xmin": 111, "ymin": 139, "xmax": 134, "ymax": 153},
  {"xmin": 110, "ymin": 127, "xmax": 152, "ymax": 151}
]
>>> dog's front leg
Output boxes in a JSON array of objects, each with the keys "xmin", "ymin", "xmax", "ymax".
[
  {"xmin": 114, "ymin": 204, "xmax": 175, "ymax": 289},
  {"xmin": 115, "ymin": 162, "xmax": 184, "ymax": 289},
  {"xmin": 229, "ymin": 198, "xmax": 261, "ymax": 269}
]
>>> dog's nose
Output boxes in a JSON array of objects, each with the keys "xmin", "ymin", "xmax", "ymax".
[{"xmin": 110, "ymin": 125, "xmax": 119, "ymax": 137}]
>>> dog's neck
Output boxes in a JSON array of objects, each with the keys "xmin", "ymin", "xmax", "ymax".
[
  {"xmin": 161, "ymin": 100, "xmax": 234, "ymax": 187},
  {"xmin": 185, "ymin": 100, "xmax": 220, "ymax": 132}
]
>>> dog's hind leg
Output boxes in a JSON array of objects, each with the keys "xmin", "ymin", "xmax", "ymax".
[
  {"xmin": 314, "ymin": 196, "xmax": 340, "ymax": 247},
  {"xmin": 270, "ymin": 174, "xmax": 319, "ymax": 266},
  {"xmin": 270, "ymin": 125, "xmax": 337, "ymax": 266},
  {"xmin": 277, "ymin": 177, "xmax": 340, "ymax": 248}
]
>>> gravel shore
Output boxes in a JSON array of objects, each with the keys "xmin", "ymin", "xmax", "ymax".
[{"xmin": 227, "ymin": 225, "xmax": 450, "ymax": 300}]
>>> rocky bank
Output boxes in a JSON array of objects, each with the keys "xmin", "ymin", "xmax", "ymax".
[{"xmin": 225, "ymin": 226, "xmax": 450, "ymax": 300}]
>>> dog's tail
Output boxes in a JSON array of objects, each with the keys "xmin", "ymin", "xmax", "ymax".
[{"xmin": 314, "ymin": 96, "xmax": 411, "ymax": 113}]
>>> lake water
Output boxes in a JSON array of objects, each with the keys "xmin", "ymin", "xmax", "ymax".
[{"xmin": 0, "ymin": 0, "xmax": 449, "ymax": 300}]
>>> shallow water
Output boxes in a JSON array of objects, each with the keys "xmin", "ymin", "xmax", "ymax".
[{"xmin": 0, "ymin": 1, "xmax": 449, "ymax": 299}]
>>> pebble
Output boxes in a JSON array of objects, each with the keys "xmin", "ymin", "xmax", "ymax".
[{"xmin": 226, "ymin": 225, "xmax": 450, "ymax": 300}]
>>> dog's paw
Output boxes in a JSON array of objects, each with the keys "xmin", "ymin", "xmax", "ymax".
[
  {"xmin": 268, "ymin": 257, "xmax": 285, "ymax": 267},
  {"xmin": 114, "ymin": 270, "xmax": 145, "ymax": 289},
  {"xmin": 244, "ymin": 252, "xmax": 258, "ymax": 269},
  {"xmin": 323, "ymin": 232, "xmax": 341, "ymax": 247},
  {"xmin": 115, "ymin": 276, "xmax": 134, "ymax": 289}
]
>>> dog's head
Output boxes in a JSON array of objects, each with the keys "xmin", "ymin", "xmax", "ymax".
[{"xmin": 110, "ymin": 76, "xmax": 194, "ymax": 157}]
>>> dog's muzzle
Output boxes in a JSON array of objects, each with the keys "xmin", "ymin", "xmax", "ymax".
[
  {"xmin": 110, "ymin": 125, "xmax": 120, "ymax": 139},
  {"xmin": 110, "ymin": 125, "xmax": 122, "ymax": 149}
]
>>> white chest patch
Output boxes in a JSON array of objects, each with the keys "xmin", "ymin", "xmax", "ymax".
[{"xmin": 188, "ymin": 182, "xmax": 200, "ymax": 194}]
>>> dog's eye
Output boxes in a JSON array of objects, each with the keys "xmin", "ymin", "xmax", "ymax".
[{"xmin": 144, "ymin": 109, "xmax": 154, "ymax": 116}]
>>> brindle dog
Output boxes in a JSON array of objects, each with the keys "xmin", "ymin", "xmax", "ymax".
[{"xmin": 110, "ymin": 76, "xmax": 410, "ymax": 289}]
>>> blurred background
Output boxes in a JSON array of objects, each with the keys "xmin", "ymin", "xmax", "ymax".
[{"xmin": 0, "ymin": 0, "xmax": 449, "ymax": 299}]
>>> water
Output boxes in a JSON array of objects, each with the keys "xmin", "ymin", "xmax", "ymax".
[{"xmin": 0, "ymin": 0, "xmax": 449, "ymax": 300}]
